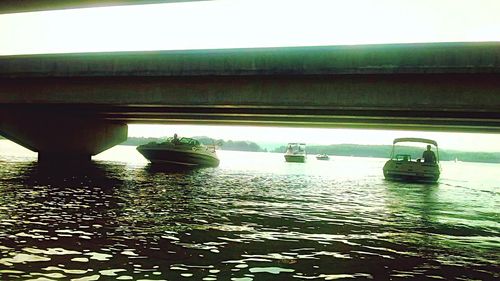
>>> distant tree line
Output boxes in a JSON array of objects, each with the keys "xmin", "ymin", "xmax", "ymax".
[
  {"xmin": 122, "ymin": 137, "xmax": 500, "ymax": 163},
  {"xmin": 194, "ymin": 137, "xmax": 267, "ymax": 152},
  {"xmin": 123, "ymin": 136, "xmax": 266, "ymax": 152},
  {"xmin": 122, "ymin": 137, "xmax": 163, "ymax": 146}
]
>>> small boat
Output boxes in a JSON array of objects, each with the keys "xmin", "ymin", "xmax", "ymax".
[
  {"xmin": 284, "ymin": 143, "xmax": 306, "ymax": 163},
  {"xmin": 137, "ymin": 135, "xmax": 220, "ymax": 167},
  {"xmin": 383, "ymin": 138, "xmax": 440, "ymax": 183},
  {"xmin": 316, "ymin": 154, "xmax": 330, "ymax": 160}
]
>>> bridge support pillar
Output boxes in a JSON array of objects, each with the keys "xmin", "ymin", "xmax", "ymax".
[{"xmin": 0, "ymin": 111, "xmax": 127, "ymax": 163}]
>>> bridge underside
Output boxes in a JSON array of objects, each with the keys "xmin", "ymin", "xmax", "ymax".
[
  {"xmin": 1, "ymin": 43, "xmax": 499, "ymax": 162},
  {"xmin": 1, "ymin": 73, "xmax": 499, "ymax": 133},
  {"xmin": 0, "ymin": 109, "xmax": 127, "ymax": 162},
  {"xmin": 1, "ymin": 103, "xmax": 499, "ymax": 133}
]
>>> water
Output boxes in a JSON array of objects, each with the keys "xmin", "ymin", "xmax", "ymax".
[{"xmin": 0, "ymin": 140, "xmax": 498, "ymax": 280}]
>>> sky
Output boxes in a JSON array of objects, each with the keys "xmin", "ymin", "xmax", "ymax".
[
  {"xmin": 1, "ymin": 0, "xmax": 499, "ymax": 151},
  {"xmin": 1, "ymin": 0, "xmax": 500, "ymax": 55},
  {"xmin": 128, "ymin": 124, "xmax": 500, "ymax": 152}
]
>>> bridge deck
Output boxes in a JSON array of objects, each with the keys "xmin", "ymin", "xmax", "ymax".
[
  {"xmin": 1, "ymin": 42, "xmax": 499, "ymax": 132},
  {"xmin": 1, "ymin": 42, "xmax": 500, "ymax": 77}
]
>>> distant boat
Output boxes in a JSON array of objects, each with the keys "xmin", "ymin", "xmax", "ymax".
[
  {"xmin": 137, "ymin": 136, "xmax": 220, "ymax": 167},
  {"xmin": 383, "ymin": 138, "xmax": 441, "ymax": 183},
  {"xmin": 316, "ymin": 154, "xmax": 330, "ymax": 160},
  {"xmin": 284, "ymin": 143, "xmax": 306, "ymax": 163}
]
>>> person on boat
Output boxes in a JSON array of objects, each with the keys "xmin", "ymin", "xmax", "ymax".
[
  {"xmin": 172, "ymin": 133, "xmax": 180, "ymax": 145},
  {"xmin": 422, "ymin": 145, "xmax": 436, "ymax": 163}
]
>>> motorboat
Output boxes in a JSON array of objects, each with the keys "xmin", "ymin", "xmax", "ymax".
[
  {"xmin": 137, "ymin": 136, "xmax": 220, "ymax": 167},
  {"xmin": 383, "ymin": 138, "xmax": 441, "ymax": 183},
  {"xmin": 316, "ymin": 154, "xmax": 330, "ymax": 160},
  {"xmin": 284, "ymin": 143, "xmax": 306, "ymax": 163}
]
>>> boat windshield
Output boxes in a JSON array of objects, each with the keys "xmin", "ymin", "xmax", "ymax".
[
  {"xmin": 162, "ymin": 137, "xmax": 201, "ymax": 146},
  {"xmin": 178, "ymin": 137, "xmax": 201, "ymax": 146},
  {"xmin": 286, "ymin": 143, "xmax": 306, "ymax": 154},
  {"xmin": 395, "ymin": 154, "xmax": 412, "ymax": 161},
  {"xmin": 390, "ymin": 140, "xmax": 440, "ymax": 163}
]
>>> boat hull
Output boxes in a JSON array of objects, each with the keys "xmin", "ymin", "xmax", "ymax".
[
  {"xmin": 137, "ymin": 146, "xmax": 220, "ymax": 167},
  {"xmin": 383, "ymin": 160, "xmax": 440, "ymax": 183},
  {"xmin": 285, "ymin": 154, "xmax": 306, "ymax": 163}
]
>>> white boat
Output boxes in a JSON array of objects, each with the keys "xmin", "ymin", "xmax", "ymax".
[
  {"xmin": 316, "ymin": 154, "xmax": 330, "ymax": 160},
  {"xmin": 137, "ymin": 136, "xmax": 220, "ymax": 167},
  {"xmin": 284, "ymin": 143, "xmax": 306, "ymax": 163},
  {"xmin": 383, "ymin": 138, "xmax": 441, "ymax": 183}
]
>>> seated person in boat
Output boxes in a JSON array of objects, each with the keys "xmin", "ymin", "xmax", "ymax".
[{"xmin": 422, "ymin": 145, "xmax": 436, "ymax": 163}]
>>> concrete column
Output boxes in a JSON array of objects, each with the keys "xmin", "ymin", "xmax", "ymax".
[{"xmin": 0, "ymin": 110, "xmax": 127, "ymax": 163}]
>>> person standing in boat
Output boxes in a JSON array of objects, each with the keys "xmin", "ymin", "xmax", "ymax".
[
  {"xmin": 173, "ymin": 133, "xmax": 180, "ymax": 145},
  {"xmin": 422, "ymin": 145, "xmax": 436, "ymax": 163}
]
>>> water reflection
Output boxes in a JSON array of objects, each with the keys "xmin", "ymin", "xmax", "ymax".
[
  {"xmin": 383, "ymin": 181, "xmax": 499, "ymax": 278},
  {"xmin": 384, "ymin": 181, "xmax": 440, "ymax": 230},
  {"xmin": 0, "ymin": 153, "xmax": 498, "ymax": 280},
  {"xmin": 144, "ymin": 163, "xmax": 208, "ymax": 175},
  {"xmin": 0, "ymin": 161, "xmax": 135, "ymax": 279}
]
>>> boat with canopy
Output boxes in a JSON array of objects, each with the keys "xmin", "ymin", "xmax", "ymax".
[{"xmin": 383, "ymin": 138, "xmax": 441, "ymax": 182}]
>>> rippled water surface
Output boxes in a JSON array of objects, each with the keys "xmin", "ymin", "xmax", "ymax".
[{"xmin": 0, "ymin": 141, "xmax": 499, "ymax": 280}]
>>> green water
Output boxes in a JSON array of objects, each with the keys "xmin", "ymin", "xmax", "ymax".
[{"xmin": 0, "ymin": 142, "xmax": 498, "ymax": 280}]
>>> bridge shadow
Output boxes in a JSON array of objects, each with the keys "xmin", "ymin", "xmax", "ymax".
[
  {"xmin": 1, "ymin": 160, "xmax": 125, "ymax": 188},
  {"xmin": 0, "ymin": 159, "xmax": 199, "ymax": 280}
]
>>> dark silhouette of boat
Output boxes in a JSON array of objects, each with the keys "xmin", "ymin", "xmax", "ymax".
[{"xmin": 137, "ymin": 136, "xmax": 219, "ymax": 168}]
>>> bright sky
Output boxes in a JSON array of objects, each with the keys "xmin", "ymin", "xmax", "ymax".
[
  {"xmin": 1, "ymin": 0, "xmax": 500, "ymax": 55},
  {"xmin": 128, "ymin": 124, "xmax": 500, "ymax": 152},
  {"xmin": 1, "ymin": 0, "xmax": 499, "ymax": 151}
]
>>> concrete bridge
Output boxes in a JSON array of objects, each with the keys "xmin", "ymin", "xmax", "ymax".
[
  {"xmin": 0, "ymin": 0, "xmax": 201, "ymax": 14},
  {"xmin": 0, "ymin": 42, "xmax": 499, "ymax": 161}
]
